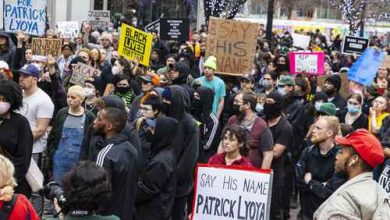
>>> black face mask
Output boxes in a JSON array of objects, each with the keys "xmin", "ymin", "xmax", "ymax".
[
  {"xmin": 276, "ymin": 63, "xmax": 288, "ymax": 72},
  {"xmin": 232, "ymin": 104, "xmax": 241, "ymax": 115},
  {"xmin": 116, "ymin": 87, "xmax": 130, "ymax": 94},
  {"xmin": 160, "ymin": 102, "xmax": 171, "ymax": 115},
  {"xmin": 264, "ymin": 102, "xmax": 283, "ymax": 119}
]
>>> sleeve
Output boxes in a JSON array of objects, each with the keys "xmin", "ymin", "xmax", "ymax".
[
  {"xmin": 49, "ymin": 69, "xmax": 67, "ymax": 110},
  {"xmin": 136, "ymin": 160, "xmax": 171, "ymax": 203},
  {"xmin": 176, "ymin": 121, "xmax": 199, "ymax": 178},
  {"xmin": 14, "ymin": 117, "xmax": 33, "ymax": 182},
  {"xmin": 259, "ymin": 127, "xmax": 274, "ymax": 152},
  {"xmin": 295, "ymin": 147, "xmax": 311, "ymax": 191},
  {"xmin": 275, "ymin": 123, "xmax": 293, "ymax": 150},
  {"xmin": 219, "ymin": 80, "xmax": 226, "ymax": 97},
  {"xmin": 308, "ymin": 173, "xmax": 346, "ymax": 199},
  {"xmin": 202, "ymin": 115, "xmax": 219, "ymax": 150},
  {"xmin": 37, "ymin": 96, "xmax": 55, "ymax": 119}
]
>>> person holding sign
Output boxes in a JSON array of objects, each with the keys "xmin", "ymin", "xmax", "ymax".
[{"xmin": 208, "ymin": 125, "xmax": 253, "ymax": 167}]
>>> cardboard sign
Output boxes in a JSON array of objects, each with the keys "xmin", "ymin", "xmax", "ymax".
[
  {"xmin": 145, "ymin": 19, "xmax": 160, "ymax": 33},
  {"xmin": 160, "ymin": 18, "xmax": 190, "ymax": 42},
  {"xmin": 4, "ymin": 0, "xmax": 47, "ymax": 36},
  {"xmin": 191, "ymin": 164, "xmax": 272, "ymax": 220},
  {"xmin": 291, "ymin": 33, "xmax": 311, "ymax": 49},
  {"xmin": 69, "ymin": 62, "xmax": 101, "ymax": 86},
  {"xmin": 289, "ymin": 52, "xmax": 325, "ymax": 75},
  {"xmin": 342, "ymin": 36, "xmax": 369, "ymax": 54},
  {"xmin": 118, "ymin": 23, "xmax": 153, "ymax": 67},
  {"xmin": 206, "ymin": 17, "xmax": 259, "ymax": 76},
  {"xmin": 348, "ymin": 48, "xmax": 386, "ymax": 86},
  {"xmin": 57, "ymin": 21, "xmax": 79, "ymax": 39},
  {"xmin": 31, "ymin": 38, "xmax": 63, "ymax": 56},
  {"xmin": 87, "ymin": 10, "xmax": 110, "ymax": 27}
]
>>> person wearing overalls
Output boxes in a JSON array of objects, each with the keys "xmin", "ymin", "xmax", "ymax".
[{"xmin": 47, "ymin": 85, "xmax": 96, "ymax": 184}]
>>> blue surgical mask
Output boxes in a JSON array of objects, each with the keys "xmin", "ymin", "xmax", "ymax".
[
  {"xmin": 277, "ymin": 87, "xmax": 287, "ymax": 96},
  {"xmin": 255, "ymin": 103, "xmax": 264, "ymax": 113},
  {"xmin": 314, "ymin": 102, "xmax": 322, "ymax": 111},
  {"xmin": 347, "ymin": 104, "xmax": 360, "ymax": 114},
  {"xmin": 145, "ymin": 118, "xmax": 157, "ymax": 128}
]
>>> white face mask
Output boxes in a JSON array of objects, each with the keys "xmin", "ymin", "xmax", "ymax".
[
  {"xmin": 314, "ymin": 101, "xmax": 322, "ymax": 111},
  {"xmin": 0, "ymin": 101, "xmax": 11, "ymax": 114},
  {"xmin": 112, "ymin": 66, "xmax": 121, "ymax": 75},
  {"xmin": 85, "ymin": 88, "xmax": 95, "ymax": 97}
]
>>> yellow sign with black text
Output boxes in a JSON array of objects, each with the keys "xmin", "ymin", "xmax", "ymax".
[{"xmin": 118, "ymin": 23, "xmax": 153, "ymax": 67}]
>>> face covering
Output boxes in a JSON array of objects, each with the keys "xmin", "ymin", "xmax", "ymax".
[
  {"xmin": 314, "ymin": 101, "xmax": 322, "ymax": 111},
  {"xmin": 0, "ymin": 102, "xmax": 11, "ymax": 114},
  {"xmin": 116, "ymin": 87, "xmax": 130, "ymax": 94},
  {"xmin": 347, "ymin": 104, "xmax": 361, "ymax": 114},
  {"xmin": 232, "ymin": 104, "xmax": 241, "ymax": 115},
  {"xmin": 276, "ymin": 64, "xmax": 288, "ymax": 72},
  {"xmin": 263, "ymin": 102, "xmax": 282, "ymax": 119},
  {"xmin": 160, "ymin": 102, "xmax": 171, "ymax": 115},
  {"xmin": 255, "ymin": 103, "xmax": 264, "ymax": 113},
  {"xmin": 85, "ymin": 88, "xmax": 95, "ymax": 97},
  {"xmin": 112, "ymin": 66, "xmax": 121, "ymax": 75},
  {"xmin": 262, "ymin": 81, "xmax": 273, "ymax": 90},
  {"xmin": 277, "ymin": 87, "xmax": 287, "ymax": 96},
  {"xmin": 145, "ymin": 118, "xmax": 157, "ymax": 128}
]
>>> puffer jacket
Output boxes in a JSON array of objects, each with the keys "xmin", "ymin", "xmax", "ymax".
[{"xmin": 314, "ymin": 172, "xmax": 390, "ymax": 220}]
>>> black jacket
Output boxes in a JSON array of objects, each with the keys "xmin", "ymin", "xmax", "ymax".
[
  {"xmin": 135, "ymin": 117, "xmax": 177, "ymax": 220},
  {"xmin": 330, "ymin": 93, "xmax": 347, "ymax": 111},
  {"xmin": 95, "ymin": 134, "xmax": 139, "ymax": 220},
  {"xmin": 167, "ymin": 85, "xmax": 199, "ymax": 197},
  {"xmin": 296, "ymin": 144, "xmax": 340, "ymax": 219},
  {"xmin": 337, "ymin": 110, "xmax": 368, "ymax": 131}
]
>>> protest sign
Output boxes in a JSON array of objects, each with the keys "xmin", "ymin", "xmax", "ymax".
[
  {"xmin": 289, "ymin": 52, "xmax": 325, "ymax": 75},
  {"xmin": 160, "ymin": 18, "xmax": 190, "ymax": 42},
  {"xmin": 206, "ymin": 17, "xmax": 259, "ymax": 76},
  {"xmin": 57, "ymin": 21, "xmax": 79, "ymax": 39},
  {"xmin": 118, "ymin": 23, "xmax": 153, "ymax": 67},
  {"xmin": 381, "ymin": 56, "xmax": 390, "ymax": 69},
  {"xmin": 4, "ymin": 0, "xmax": 47, "ymax": 36},
  {"xmin": 291, "ymin": 33, "xmax": 311, "ymax": 49},
  {"xmin": 69, "ymin": 62, "xmax": 101, "ymax": 86},
  {"xmin": 348, "ymin": 48, "xmax": 386, "ymax": 86},
  {"xmin": 31, "ymin": 38, "xmax": 63, "ymax": 56},
  {"xmin": 191, "ymin": 164, "xmax": 272, "ymax": 220},
  {"xmin": 87, "ymin": 10, "xmax": 110, "ymax": 27},
  {"xmin": 342, "ymin": 36, "xmax": 369, "ymax": 54},
  {"xmin": 145, "ymin": 19, "xmax": 160, "ymax": 33}
]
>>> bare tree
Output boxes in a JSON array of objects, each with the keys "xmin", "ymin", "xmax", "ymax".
[{"xmin": 204, "ymin": 0, "xmax": 248, "ymax": 23}]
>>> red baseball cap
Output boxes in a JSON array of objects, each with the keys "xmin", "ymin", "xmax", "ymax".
[{"xmin": 335, "ymin": 129, "xmax": 384, "ymax": 168}]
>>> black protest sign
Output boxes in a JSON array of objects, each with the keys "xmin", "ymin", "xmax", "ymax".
[
  {"xmin": 160, "ymin": 18, "xmax": 190, "ymax": 42},
  {"xmin": 342, "ymin": 36, "xmax": 369, "ymax": 54}
]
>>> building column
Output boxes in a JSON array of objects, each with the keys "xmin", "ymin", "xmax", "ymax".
[{"xmin": 103, "ymin": 0, "xmax": 108, "ymax": 10}]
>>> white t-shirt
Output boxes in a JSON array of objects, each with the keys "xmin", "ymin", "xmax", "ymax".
[{"xmin": 19, "ymin": 88, "xmax": 54, "ymax": 153}]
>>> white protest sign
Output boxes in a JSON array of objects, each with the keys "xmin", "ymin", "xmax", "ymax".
[
  {"xmin": 87, "ymin": 10, "xmax": 110, "ymax": 27},
  {"xmin": 291, "ymin": 33, "xmax": 311, "ymax": 49},
  {"xmin": 57, "ymin": 21, "xmax": 79, "ymax": 39},
  {"xmin": 192, "ymin": 164, "xmax": 272, "ymax": 220},
  {"xmin": 289, "ymin": 52, "xmax": 325, "ymax": 75},
  {"xmin": 69, "ymin": 62, "xmax": 101, "ymax": 86},
  {"xmin": 4, "ymin": 0, "xmax": 47, "ymax": 36}
]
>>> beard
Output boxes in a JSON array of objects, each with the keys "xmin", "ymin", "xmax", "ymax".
[
  {"xmin": 335, "ymin": 158, "xmax": 350, "ymax": 177},
  {"xmin": 310, "ymin": 134, "xmax": 328, "ymax": 144},
  {"xmin": 92, "ymin": 125, "xmax": 106, "ymax": 136}
]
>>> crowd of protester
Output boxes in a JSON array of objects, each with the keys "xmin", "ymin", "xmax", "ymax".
[{"xmin": 0, "ymin": 20, "xmax": 390, "ymax": 220}]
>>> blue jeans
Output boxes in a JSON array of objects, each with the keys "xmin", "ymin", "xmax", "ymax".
[{"xmin": 53, "ymin": 126, "xmax": 84, "ymax": 184}]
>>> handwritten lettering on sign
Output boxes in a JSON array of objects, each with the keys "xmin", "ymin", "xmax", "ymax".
[
  {"xmin": 289, "ymin": 52, "xmax": 325, "ymax": 75},
  {"xmin": 206, "ymin": 17, "xmax": 259, "ymax": 76},
  {"xmin": 31, "ymin": 38, "xmax": 63, "ymax": 56},
  {"xmin": 69, "ymin": 62, "xmax": 101, "ymax": 86},
  {"xmin": 191, "ymin": 164, "xmax": 272, "ymax": 220},
  {"xmin": 4, "ymin": 0, "xmax": 47, "ymax": 36}
]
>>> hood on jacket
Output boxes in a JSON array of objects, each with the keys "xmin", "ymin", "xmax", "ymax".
[
  {"xmin": 0, "ymin": 31, "xmax": 15, "ymax": 51},
  {"xmin": 192, "ymin": 86, "xmax": 214, "ymax": 121},
  {"xmin": 151, "ymin": 116, "xmax": 178, "ymax": 154},
  {"xmin": 172, "ymin": 61, "xmax": 190, "ymax": 85},
  {"xmin": 102, "ymin": 95, "xmax": 126, "ymax": 111},
  {"xmin": 164, "ymin": 85, "xmax": 190, "ymax": 120}
]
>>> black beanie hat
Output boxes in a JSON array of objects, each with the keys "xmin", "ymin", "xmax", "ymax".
[
  {"xmin": 267, "ymin": 90, "xmax": 284, "ymax": 104},
  {"xmin": 325, "ymin": 74, "xmax": 342, "ymax": 92}
]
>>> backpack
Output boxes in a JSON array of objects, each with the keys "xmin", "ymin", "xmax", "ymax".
[{"xmin": 0, "ymin": 194, "xmax": 17, "ymax": 220}]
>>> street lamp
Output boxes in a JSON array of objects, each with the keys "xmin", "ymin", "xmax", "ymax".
[{"xmin": 266, "ymin": 0, "xmax": 274, "ymax": 42}]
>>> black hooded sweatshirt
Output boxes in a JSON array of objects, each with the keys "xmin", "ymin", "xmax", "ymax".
[
  {"xmin": 167, "ymin": 85, "xmax": 199, "ymax": 197},
  {"xmin": 95, "ymin": 133, "xmax": 139, "ymax": 220},
  {"xmin": 192, "ymin": 86, "xmax": 219, "ymax": 163},
  {"xmin": 135, "ymin": 116, "xmax": 178, "ymax": 220}
]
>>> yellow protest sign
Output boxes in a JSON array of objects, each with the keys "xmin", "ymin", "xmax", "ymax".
[{"xmin": 118, "ymin": 23, "xmax": 153, "ymax": 67}]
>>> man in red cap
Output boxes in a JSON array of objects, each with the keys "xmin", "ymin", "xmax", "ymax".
[{"xmin": 314, "ymin": 129, "xmax": 390, "ymax": 219}]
